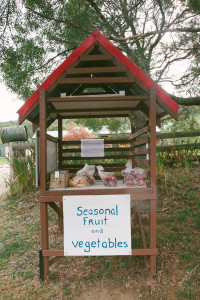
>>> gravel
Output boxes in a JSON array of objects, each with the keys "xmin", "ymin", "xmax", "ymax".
[{"xmin": 0, "ymin": 163, "xmax": 10, "ymax": 194}]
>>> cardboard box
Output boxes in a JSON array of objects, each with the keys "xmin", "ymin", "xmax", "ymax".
[{"xmin": 49, "ymin": 170, "xmax": 70, "ymax": 189}]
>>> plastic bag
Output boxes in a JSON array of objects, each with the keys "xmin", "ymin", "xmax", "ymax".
[
  {"xmin": 76, "ymin": 164, "xmax": 96, "ymax": 185},
  {"xmin": 69, "ymin": 176, "xmax": 89, "ymax": 187},
  {"xmin": 97, "ymin": 165, "xmax": 117, "ymax": 187},
  {"xmin": 76, "ymin": 164, "xmax": 95, "ymax": 177},
  {"xmin": 121, "ymin": 160, "xmax": 146, "ymax": 187}
]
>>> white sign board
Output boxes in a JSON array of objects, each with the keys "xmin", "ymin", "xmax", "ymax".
[{"xmin": 63, "ymin": 194, "xmax": 132, "ymax": 256}]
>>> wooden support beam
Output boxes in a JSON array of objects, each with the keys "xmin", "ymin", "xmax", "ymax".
[
  {"xmin": 79, "ymin": 54, "xmax": 113, "ymax": 61},
  {"xmin": 58, "ymin": 77, "xmax": 134, "ymax": 84},
  {"xmin": 47, "ymin": 95, "xmax": 148, "ymax": 102},
  {"xmin": 149, "ymin": 87, "xmax": 157, "ymax": 277},
  {"xmin": 67, "ymin": 66, "xmax": 127, "ymax": 74},
  {"xmin": 39, "ymin": 89, "xmax": 47, "ymax": 193},
  {"xmin": 129, "ymin": 125, "xmax": 149, "ymax": 140},
  {"xmin": 58, "ymin": 117, "xmax": 62, "ymax": 170},
  {"xmin": 42, "ymin": 248, "xmax": 158, "ymax": 257},
  {"xmin": 40, "ymin": 202, "xmax": 49, "ymax": 277},
  {"xmin": 61, "ymin": 114, "xmax": 129, "ymax": 119},
  {"xmin": 48, "ymin": 202, "xmax": 63, "ymax": 218},
  {"xmin": 131, "ymin": 137, "xmax": 150, "ymax": 147}
]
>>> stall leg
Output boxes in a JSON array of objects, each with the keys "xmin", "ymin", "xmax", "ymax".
[
  {"xmin": 39, "ymin": 250, "xmax": 44, "ymax": 280},
  {"xmin": 40, "ymin": 202, "xmax": 49, "ymax": 278},
  {"xmin": 59, "ymin": 201, "xmax": 63, "ymax": 234},
  {"xmin": 149, "ymin": 199, "xmax": 157, "ymax": 276}
]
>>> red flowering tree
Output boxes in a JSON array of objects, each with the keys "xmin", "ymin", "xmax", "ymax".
[{"xmin": 63, "ymin": 122, "xmax": 96, "ymax": 140}]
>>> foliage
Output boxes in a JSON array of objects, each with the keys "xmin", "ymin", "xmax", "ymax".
[
  {"xmin": 0, "ymin": 0, "xmax": 200, "ymax": 107},
  {"xmin": 63, "ymin": 122, "xmax": 96, "ymax": 140},
  {"xmin": 161, "ymin": 106, "xmax": 200, "ymax": 134},
  {"xmin": 5, "ymin": 148, "xmax": 35, "ymax": 195},
  {"xmin": 71, "ymin": 117, "xmax": 131, "ymax": 134}
]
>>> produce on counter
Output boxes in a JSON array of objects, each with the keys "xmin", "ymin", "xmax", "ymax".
[
  {"xmin": 81, "ymin": 171, "xmax": 96, "ymax": 185},
  {"xmin": 121, "ymin": 160, "xmax": 147, "ymax": 187},
  {"xmin": 97, "ymin": 165, "xmax": 117, "ymax": 187},
  {"xmin": 69, "ymin": 176, "xmax": 89, "ymax": 187},
  {"xmin": 103, "ymin": 173, "xmax": 117, "ymax": 187}
]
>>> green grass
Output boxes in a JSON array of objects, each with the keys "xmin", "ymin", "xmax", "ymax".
[
  {"xmin": 0, "ymin": 157, "xmax": 7, "ymax": 164},
  {"xmin": 0, "ymin": 165, "xmax": 200, "ymax": 299}
]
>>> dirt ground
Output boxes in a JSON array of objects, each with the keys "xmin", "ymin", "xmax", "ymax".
[{"xmin": 0, "ymin": 163, "xmax": 10, "ymax": 194}]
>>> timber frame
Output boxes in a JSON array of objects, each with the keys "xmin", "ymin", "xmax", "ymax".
[{"xmin": 17, "ymin": 29, "xmax": 180, "ymax": 279}]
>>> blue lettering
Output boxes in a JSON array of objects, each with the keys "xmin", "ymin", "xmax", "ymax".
[
  {"xmin": 79, "ymin": 241, "xmax": 83, "ymax": 248},
  {"xmin": 102, "ymin": 241, "xmax": 108, "ymax": 248},
  {"xmin": 72, "ymin": 241, "xmax": 79, "ymax": 248},
  {"xmin": 91, "ymin": 241, "xmax": 96, "ymax": 248},
  {"xmin": 94, "ymin": 209, "xmax": 98, "ymax": 215},
  {"xmin": 117, "ymin": 242, "xmax": 122, "ymax": 247},
  {"xmin": 77, "ymin": 206, "xmax": 83, "ymax": 216},
  {"xmin": 84, "ymin": 241, "xmax": 91, "ymax": 252},
  {"xmin": 124, "ymin": 242, "xmax": 128, "ymax": 248},
  {"xmin": 116, "ymin": 205, "xmax": 118, "ymax": 215},
  {"xmin": 83, "ymin": 217, "xmax": 88, "ymax": 225},
  {"xmin": 108, "ymin": 238, "xmax": 114, "ymax": 248}
]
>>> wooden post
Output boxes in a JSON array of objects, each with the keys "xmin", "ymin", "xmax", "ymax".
[
  {"xmin": 58, "ymin": 117, "xmax": 63, "ymax": 233},
  {"xmin": 39, "ymin": 89, "xmax": 47, "ymax": 193},
  {"xmin": 39, "ymin": 89, "xmax": 49, "ymax": 277},
  {"xmin": 40, "ymin": 202, "xmax": 49, "ymax": 277},
  {"xmin": 58, "ymin": 117, "xmax": 62, "ymax": 170},
  {"xmin": 149, "ymin": 87, "xmax": 157, "ymax": 276}
]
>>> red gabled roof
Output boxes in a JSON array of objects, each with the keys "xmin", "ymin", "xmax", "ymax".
[{"xmin": 17, "ymin": 29, "xmax": 180, "ymax": 117}]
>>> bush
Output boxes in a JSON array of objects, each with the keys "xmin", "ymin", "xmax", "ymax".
[{"xmin": 5, "ymin": 148, "xmax": 35, "ymax": 195}]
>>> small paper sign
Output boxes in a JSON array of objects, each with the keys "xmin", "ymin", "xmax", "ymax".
[
  {"xmin": 81, "ymin": 139, "xmax": 104, "ymax": 157},
  {"xmin": 63, "ymin": 194, "xmax": 132, "ymax": 256}
]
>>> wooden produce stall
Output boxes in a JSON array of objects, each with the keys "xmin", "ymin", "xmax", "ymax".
[{"xmin": 17, "ymin": 29, "xmax": 180, "ymax": 279}]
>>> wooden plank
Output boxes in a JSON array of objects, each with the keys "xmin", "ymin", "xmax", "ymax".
[
  {"xmin": 62, "ymin": 139, "xmax": 130, "ymax": 145},
  {"xmin": 132, "ymin": 148, "xmax": 150, "ymax": 155},
  {"xmin": 129, "ymin": 126, "xmax": 150, "ymax": 140},
  {"xmin": 47, "ymin": 96, "xmax": 148, "ymax": 102},
  {"xmin": 156, "ymin": 130, "xmax": 200, "ymax": 139},
  {"xmin": 39, "ymin": 90, "xmax": 47, "ymax": 193},
  {"xmin": 67, "ymin": 66, "xmax": 127, "ymax": 74},
  {"xmin": 149, "ymin": 87, "xmax": 157, "ymax": 189},
  {"xmin": 49, "ymin": 256, "xmax": 63, "ymax": 266},
  {"xmin": 40, "ymin": 202, "xmax": 49, "ymax": 276},
  {"xmin": 157, "ymin": 97, "xmax": 178, "ymax": 120},
  {"xmin": 62, "ymin": 114, "xmax": 129, "ymax": 119},
  {"xmin": 43, "ymin": 187, "xmax": 154, "ymax": 197},
  {"xmin": 58, "ymin": 77, "xmax": 134, "ymax": 84},
  {"xmin": 62, "ymin": 147, "xmax": 130, "ymax": 153},
  {"xmin": 61, "ymin": 163, "xmax": 126, "ymax": 168},
  {"xmin": 133, "ymin": 159, "xmax": 150, "ymax": 165},
  {"xmin": 46, "ymin": 134, "xmax": 59, "ymax": 143},
  {"xmin": 58, "ymin": 117, "xmax": 62, "ymax": 170},
  {"xmin": 55, "ymin": 107, "xmax": 139, "ymax": 114},
  {"xmin": 42, "ymin": 248, "xmax": 158, "ymax": 257},
  {"xmin": 79, "ymin": 54, "xmax": 113, "ymax": 61},
  {"xmin": 157, "ymin": 143, "xmax": 200, "ymax": 152},
  {"xmin": 131, "ymin": 137, "xmax": 150, "ymax": 147},
  {"xmin": 61, "ymin": 155, "xmax": 132, "ymax": 161},
  {"xmin": 149, "ymin": 87, "xmax": 157, "ymax": 276},
  {"xmin": 48, "ymin": 202, "xmax": 63, "ymax": 218}
]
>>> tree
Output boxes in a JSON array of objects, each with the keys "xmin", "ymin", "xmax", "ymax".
[
  {"xmin": 1, "ymin": 0, "xmax": 200, "ymax": 130},
  {"xmin": 63, "ymin": 122, "xmax": 96, "ymax": 140}
]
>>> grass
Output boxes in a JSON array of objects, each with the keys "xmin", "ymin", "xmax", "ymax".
[
  {"xmin": 0, "ymin": 157, "xmax": 7, "ymax": 165},
  {"xmin": 0, "ymin": 165, "xmax": 200, "ymax": 299}
]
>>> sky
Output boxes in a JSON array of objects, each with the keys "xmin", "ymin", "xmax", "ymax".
[{"xmin": 0, "ymin": 81, "xmax": 24, "ymax": 122}]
